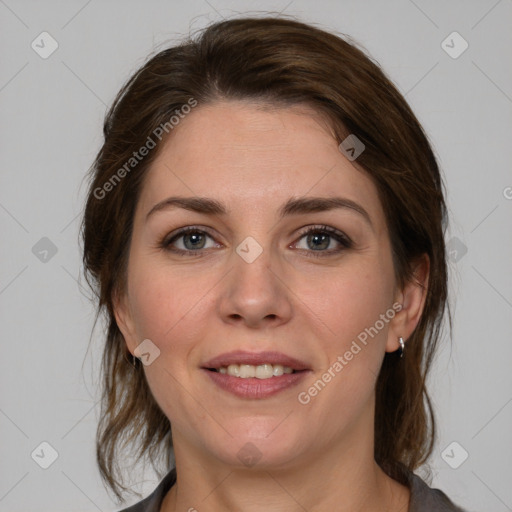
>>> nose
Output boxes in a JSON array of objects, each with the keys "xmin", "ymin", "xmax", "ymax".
[{"xmin": 217, "ymin": 245, "xmax": 293, "ymax": 330}]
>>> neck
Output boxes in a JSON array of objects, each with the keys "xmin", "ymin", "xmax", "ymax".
[{"xmin": 161, "ymin": 427, "xmax": 410, "ymax": 512}]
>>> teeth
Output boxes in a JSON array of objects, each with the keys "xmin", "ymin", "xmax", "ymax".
[
  {"xmin": 273, "ymin": 364, "xmax": 284, "ymax": 376},
  {"xmin": 217, "ymin": 363, "xmax": 296, "ymax": 379},
  {"xmin": 239, "ymin": 364, "xmax": 256, "ymax": 378}
]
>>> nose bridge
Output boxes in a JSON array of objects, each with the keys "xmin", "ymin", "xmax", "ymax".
[
  {"xmin": 217, "ymin": 232, "xmax": 292, "ymax": 327},
  {"xmin": 231, "ymin": 233, "xmax": 278, "ymax": 300}
]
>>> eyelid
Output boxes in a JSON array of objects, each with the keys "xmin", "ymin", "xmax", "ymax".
[
  {"xmin": 161, "ymin": 224, "xmax": 352, "ymax": 257},
  {"xmin": 293, "ymin": 224, "xmax": 352, "ymax": 245},
  {"xmin": 162, "ymin": 225, "xmax": 219, "ymax": 249}
]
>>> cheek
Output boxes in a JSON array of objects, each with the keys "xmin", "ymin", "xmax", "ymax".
[
  {"xmin": 296, "ymin": 274, "xmax": 391, "ymax": 421},
  {"xmin": 127, "ymin": 261, "xmax": 217, "ymax": 427},
  {"xmin": 305, "ymin": 258, "xmax": 393, "ymax": 347},
  {"xmin": 298, "ymin": 258, "xmax": 394, "ymax": 400},
  {"xmin": 127, "ymin": 261, "xmax": 200, "ymax": 352}
]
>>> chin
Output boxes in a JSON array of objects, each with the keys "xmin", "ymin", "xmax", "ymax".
[{"xmin": 202, "ymin": 422, "xmax": 307, "ymax": 470}]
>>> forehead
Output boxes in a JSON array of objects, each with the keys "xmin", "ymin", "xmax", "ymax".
[
  {"xmin": 153, "ymin": 100, "xmax": 341, "ymax": 173},
  {"xmin": 137, "ymin": 101, "xmax": 385, "ymax": 232}
]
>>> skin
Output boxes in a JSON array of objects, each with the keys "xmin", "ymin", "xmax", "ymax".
[{"xmin": 114, "ymin": 100, "xmax": 429, "ymax": 512}]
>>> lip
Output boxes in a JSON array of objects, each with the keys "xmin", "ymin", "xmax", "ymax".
[
  {"xmin": 201, "ymin": 350, "xmax": 311, "ymax": 371},
  {"xmin": 202, "ymin": 368, "xmax": 311, "ymax": 399}
]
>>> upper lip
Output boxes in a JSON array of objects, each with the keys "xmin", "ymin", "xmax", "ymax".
[{"xmin": 202, "ymin": 350, "xmax": 310, "ymax": 371}]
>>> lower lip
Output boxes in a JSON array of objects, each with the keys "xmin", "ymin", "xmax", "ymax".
[{"xmin": 202, "ymin": 369, "xmax": 310, "ymax": 399}]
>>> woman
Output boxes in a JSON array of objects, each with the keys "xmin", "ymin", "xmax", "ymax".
[{"xmin": 81, "ymin": 16, "xmax": 468, "ymax": 512}]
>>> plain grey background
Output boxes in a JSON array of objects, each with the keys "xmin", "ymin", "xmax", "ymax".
[{"xmin": 1, "ymin": 1, "xmax": 511, "ymax": 511}]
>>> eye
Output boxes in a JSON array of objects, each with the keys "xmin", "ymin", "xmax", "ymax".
[
  {"xmin": 160, "ymin": 225, "xmax": 352, "ymax": 258},
  {"xmin": 292, "ymin": 225, "xmax": 352, "ymax": 258},
  {"xmin": 161, "ymin": 226, "xmax": 219, "ymax": 256}
]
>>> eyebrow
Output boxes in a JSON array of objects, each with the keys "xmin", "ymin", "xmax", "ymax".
[{"xmin": 146, "ymin": 195, "xmax": 373, "ymax": 229}]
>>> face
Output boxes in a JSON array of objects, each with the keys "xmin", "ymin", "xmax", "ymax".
[{"xmin": 115, "ymin": 100, "xmax": 419, "ymax": 470}]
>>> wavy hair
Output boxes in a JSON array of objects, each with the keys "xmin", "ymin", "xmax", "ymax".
[{"xmin": 81, "ymin": 15, "xmax": 451, "ymax": 502}]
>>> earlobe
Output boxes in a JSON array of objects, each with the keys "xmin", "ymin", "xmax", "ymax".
[{"xmin": 385, "ymin": 254, "xmax": 430, "ymax": 353}]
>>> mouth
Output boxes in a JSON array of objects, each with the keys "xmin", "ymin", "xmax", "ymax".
[
  {"xmin": 205, "ymin": 363, "xmax": 301, "ymax": 379},
  {"xmin": 201, "ymin": 350, "xmax": 311, "ymax": 399}
]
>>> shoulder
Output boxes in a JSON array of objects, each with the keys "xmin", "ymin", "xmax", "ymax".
[
  {"xmin": 408, "ymin": 472, "xmax": 468, "ymax": 512},
  {"xmin": 114, "ymin": 467, "xmax": 471, "ymax": 512},
  {"xmin": 115, "ymin": 468, "xmax": 177, "ymax": 512}
]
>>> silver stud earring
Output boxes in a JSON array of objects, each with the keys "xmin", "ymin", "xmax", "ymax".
[{"xmin": 398, "ymin": 337, "xmax": 405, "ymax": 358}]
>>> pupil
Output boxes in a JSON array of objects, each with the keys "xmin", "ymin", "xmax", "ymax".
[
  {"xmin": 185, "ymin": 233, "xmax": 205, "ymax": 250},
  {"xmin": 308, "ymin": 233, "xmax": 329, "ymax": 250}
]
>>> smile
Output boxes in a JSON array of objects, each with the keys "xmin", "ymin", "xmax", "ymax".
[{"xmin": 210, "ymin": 363, "xmax": 295, "ymax": 379}]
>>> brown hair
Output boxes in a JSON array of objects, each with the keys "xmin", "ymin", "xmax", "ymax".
[{"xmin": 81, "ymin": 15, "xmax": 451, "ymax": 502}]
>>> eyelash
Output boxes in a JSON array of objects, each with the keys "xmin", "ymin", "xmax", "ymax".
[{"xmin": 160, "ymin": 225, "xmax": 352, "ymax": 259}]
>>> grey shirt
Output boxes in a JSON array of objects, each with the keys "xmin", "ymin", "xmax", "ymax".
[{"xmin": 117, "ymin": 467, "xmax": 468, "ymax": 512}]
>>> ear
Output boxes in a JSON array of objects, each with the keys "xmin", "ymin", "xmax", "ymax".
[
  {"xmin": 386, "ymin": 253, "xmax": 430, "ymax": 353},
  {"xmin": 112, "ymin": 288, "xmax": 138, "ymax": 356}
]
